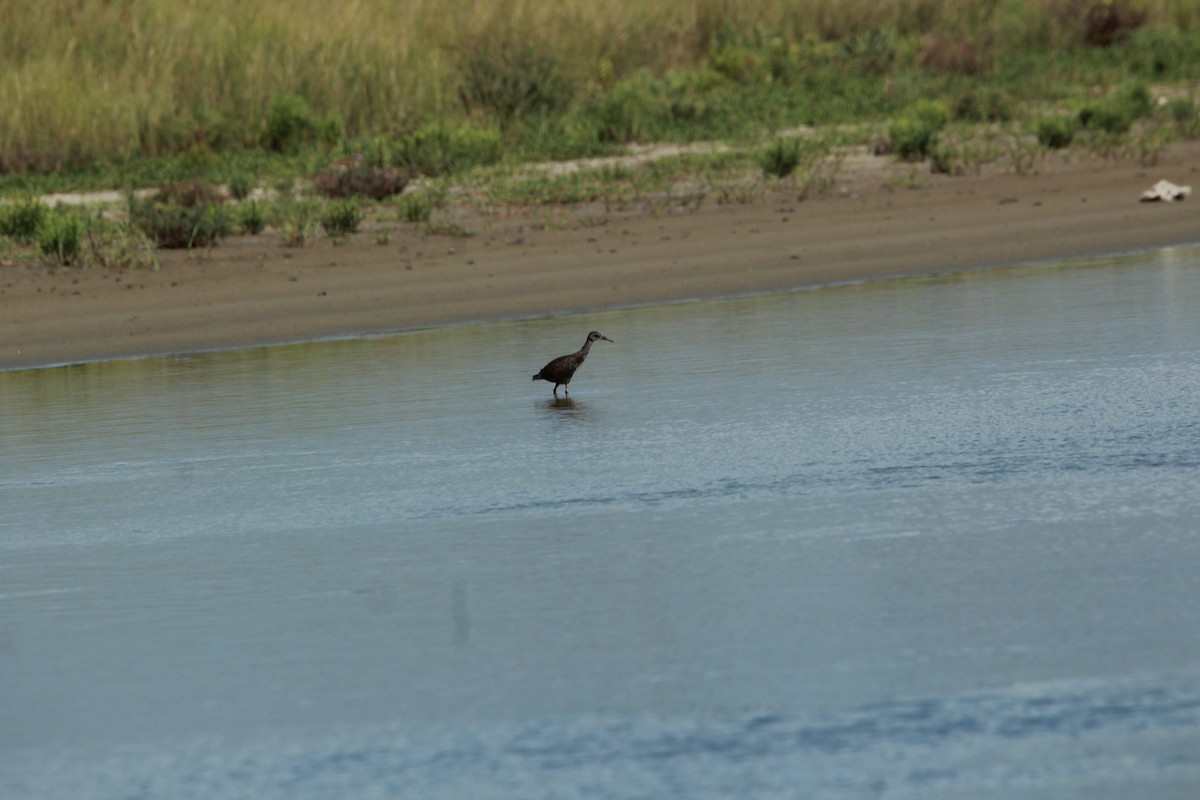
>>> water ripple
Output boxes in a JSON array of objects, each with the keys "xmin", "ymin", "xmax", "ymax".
[{"xmin": 6, "ymin": 680, "xmax": 1199, "ymax": 800}]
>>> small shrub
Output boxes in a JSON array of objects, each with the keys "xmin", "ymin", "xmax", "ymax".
[
  {"xmin": 0, "ymin": 196, "xmax": 47, "ymax": 242},
  {"xmin": 37, "ymin": 208, "xmax": 84, "ymax": 265},
  {"xmin": 593, "ymin": 76, "xmax": 658, "ymax": 144},
  {"xmin": 398, "ymin": 192, "xmax": 433, "ymax": 223},
  {"xmin": 954, "ymin": 86, "xmax": 1015, "ymax": 123},
  {"xmin": 265, "ymin": 92, "xmax": 317, "ymax": 153},
  {"xmin": 236, "ymin": 200, "xmax": 268, "ymax": 234},
  {"xmin": 1165, "ymin": 98, "xmax": 1200, "ymax": 137},
  {"xmin": 319, "ymin": 112, "xmax": 344, "ymax": 150},
  {"xmin": 796, "ymin": 149, "xmax": 847, "ymax": 198},
  {"xmin": 319, "ymin": 199, "xmax": 363, "ymax": 237},
  {"xmin": 395, "ymin": 123, "xmax": 503, "ymax": 177},
  {"xmin": 1114, "ymin": 81, "xmax": 1155, "ymax": 120},
  {"xmin": 909, "ymin": 99, "xmax": 951, "ymax": 131},
  {"xmin": 929, "ymin": 141, "xmax": 960, "ymax": 175},
  {"xmin": 1078, "ymin": 102, "xmax": 1132, "ymax": 135},
  {"xmin": 1075, "ymin": 83, "xmax": 1156, "ymax": 141},
  {"xmin": 227, "ymin": 173, "xmax": 255, "ymax": 201},
  {"xmin": 760, "ymin": 138, "xmax": 803, "ymax": 178},
  {"xmin": 273, "ymin": 198, "xmax": 320, "ymax": 246},
  {"xmin": 457, "ymin": 43, "xmax": 570, "ymax": 121},
  {"xmin": 1036, "ymin": 116, "xmax": 1077, "ymax": 149},
  {"xmin": 129, "ymin": 181, "xmax": 231, "ymax": 249},
  {"xmin": 82, "ymin": 215, "xmax": 159, "ymax": 270},
  {"xmin": 888, "ymin": 101, "xmax": 949, "ymax": 162},
  {"xmin": 1007, "ymin": 138, "xmax": 1042, "ymax": 175}
]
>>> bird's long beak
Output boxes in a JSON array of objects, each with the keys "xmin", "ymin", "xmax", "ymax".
[{"xmin": 602, "ymin": 335, "xmax": 614, "ymax": 342}]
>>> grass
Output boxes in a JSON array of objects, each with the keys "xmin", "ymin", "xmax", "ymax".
[
  {"xmin": 272, "ymin": 197, "xmax": 321, "ymax": 247},
  {"xmin": 1, "ymin": 0, "xmax": 1198, "ymax": 189},
  {"xmin": 128, "ymin": 181, "xmax": 232, "ymax": 249},
  {"xmin": 0, "ymin": 202, "xmax": 159, "ymax": 269},
  {"xmin": 0, "ymin": 196, "xmax": 46, "ymax": 242},
  {"xmin": 319, "ymin": 198, "xmax": 363, "ymax": 239}
]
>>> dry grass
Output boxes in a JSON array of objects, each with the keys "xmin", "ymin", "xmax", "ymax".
[{"xmin": 1, "ymin": 0, "xmax": 1198, "ymax": 173}]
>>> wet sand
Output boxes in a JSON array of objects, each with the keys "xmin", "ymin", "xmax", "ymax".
[{"xmin": 3, "ymin": 143, "xmax": 1199, "ymax": 370}]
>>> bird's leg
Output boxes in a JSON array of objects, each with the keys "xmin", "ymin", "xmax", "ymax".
[{"xmin": 553, "ymin": 384, "xmax": 560, "ymax": 397}]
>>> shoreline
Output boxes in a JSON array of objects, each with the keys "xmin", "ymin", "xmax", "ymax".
[{"xmin": 3, "ymin": 143, "xmax": 1200, "ymax": 371}]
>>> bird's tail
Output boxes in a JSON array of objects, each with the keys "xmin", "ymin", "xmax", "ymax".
[{"xmin": 531, "ymin": 373, "xmax": 539, "ymax": 381}]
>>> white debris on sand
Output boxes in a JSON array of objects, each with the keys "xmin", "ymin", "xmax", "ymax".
[{"xmin": 1139, "ymin": 179, "xmax": 1192, "ymax": 202}]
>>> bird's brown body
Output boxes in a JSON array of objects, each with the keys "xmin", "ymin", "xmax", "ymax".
[
  {"xmin": 532, "ymin": 331, "xmax": 613, "ymax": 396},
  {"xmin": 330, "ymin": 151, "xmax": 365, "ymax": 173}
]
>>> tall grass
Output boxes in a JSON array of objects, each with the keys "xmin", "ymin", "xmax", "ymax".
[{"xmin": 2, "ymin": 0, "xmax": 1199, "ymax": 176}]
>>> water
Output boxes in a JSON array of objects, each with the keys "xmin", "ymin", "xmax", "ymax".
[{"xmin": 2, "ymin": 247, "xmax": 1200, "ymax": 798}]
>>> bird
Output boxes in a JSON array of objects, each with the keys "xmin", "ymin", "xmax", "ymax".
[
  {"xmin": 532, "ymin": 331, "xmax": 613, "ymax": 397},
  {"xmin": 330, "ymin": 151, "xmax": 365, "ymax": 174}
]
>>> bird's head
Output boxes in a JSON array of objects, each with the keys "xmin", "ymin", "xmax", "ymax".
[{"xmin": 588, "ymin": 331, "xmax": 614, "ymax": 344}]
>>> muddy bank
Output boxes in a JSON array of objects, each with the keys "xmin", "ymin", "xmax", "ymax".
[{"xmin": 3, "ymin": 143, "xmax": 1198, "ymax": 370}]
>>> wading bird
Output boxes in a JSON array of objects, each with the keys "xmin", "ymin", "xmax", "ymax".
[{"xmin": 532, "ymin": 331, "xmax": 613, "ymax": 397}]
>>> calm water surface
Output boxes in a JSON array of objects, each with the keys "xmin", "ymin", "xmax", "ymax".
[{"xmin": 3, "ymin": 247, "xmax": 1200, "ymax": 798}]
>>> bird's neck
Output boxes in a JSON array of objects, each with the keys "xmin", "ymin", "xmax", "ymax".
[{"xmin": 578, "ymin": 339, "xmax": 594, "ymax": 356}]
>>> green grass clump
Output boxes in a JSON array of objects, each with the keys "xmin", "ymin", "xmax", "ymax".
[
  {"xmin": 319, "ymin": 198, "xmax": 363, "ymax": 237},
  {"xmin": 273, "ymin": 197, "xmax": 321, "ymax": 246},
  {"xmin": 394, "ymin": 123, "xmax": 504, "ymax": 177},
  {"xmin": 129, "ymin": 181, "xmax": 231, "ymax": 249},
  {"xmin": 889, "ymin": 100, "xmax": 951, "ymax": 161},
  {"xmin": 37, "ymin": 208, "xmax": 84, "ymax": 265},
  {"xmin": 1165, "ymin": 97, "xmax": 1200, "ymax": 137},
  {"xmin": 227, "ymin": 173, "xmax": 256, "ymax": 201},
  {"xmin": 79, "ymin": 213, "xmax": 160, "ymax": 270},
  {"xmin": 398, "ymin": 192, "xmax": 434, "ymax": 223},
  {"xmin": 953, "ymin": 86, "xmax": 1015, "ymax": 123},
  {"xmin": 1078, "ymin": 102, "xmax": 1134, "ymax": 135},
  {"xmin": 1077, "ymin": 82, "xmax": 1155, "ymax": 135},
  {"xmin": 0, "ymin": 196, "xmax": 47, "ymax": 242},
  {"xmin": 5, "ymin": 204, "xmax": 159, "ymax": 269},
  {"xmin": 265, "ymin": 93, "xmax": 318, "ymax": 153},
  {"xmin": 235, "ymin": 200, "xmax": 268, "ymax": 234},
  {"xmin": 1036, "ymin": 116, "xmax": 1077, "ymax": 149},
  {"xmin": 760, "ymin": 137, "xmax": 804, "ymax": 178},
  {"xmin": 592, "ymin": 74, "xmax": 660, "ymax": 144}
]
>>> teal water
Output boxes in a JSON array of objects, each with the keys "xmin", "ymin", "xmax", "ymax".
[{"xmin": 2, "ymin": 247, "xmax": 1200, "ymax": 798}]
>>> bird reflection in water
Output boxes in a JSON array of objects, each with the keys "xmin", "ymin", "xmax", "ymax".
[{"xmin": 537, "ymin": 395, "xmax": 600, "ymax": 422}]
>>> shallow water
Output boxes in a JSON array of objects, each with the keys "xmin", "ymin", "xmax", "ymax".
[{"xmin": 2, "ymin": 246, "xmax": 1200, "ymax": 798}]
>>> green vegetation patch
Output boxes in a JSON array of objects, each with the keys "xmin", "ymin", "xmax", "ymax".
[
  {"xmin": 129, "ymin": 180, "xmax": 231, "ymax": 249},
  {"xmin": 0, "ymin": 0, "xmax": 1199, "ymax": 204},
  {"xmin": 319, "ymin": 198, "xmax": 363, "ymax": 237},
  {"xmin": 0, "ymin": 197, "xmax": 48, "ymax": 242},
  {"xmin": 37, "ymin": 207, "xmax": 85, "ymax": 265}
]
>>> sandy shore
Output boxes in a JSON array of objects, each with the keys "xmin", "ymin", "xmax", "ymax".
[{"xmin": 3, "ymin": 142, "xmax": 1199, "ymax": 370}]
